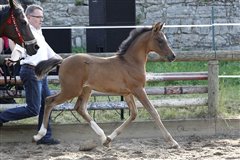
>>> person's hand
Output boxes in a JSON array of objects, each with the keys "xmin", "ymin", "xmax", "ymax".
[{"xmin": 4, "ymin": 58, "xmax": 15, "ymax": 66}]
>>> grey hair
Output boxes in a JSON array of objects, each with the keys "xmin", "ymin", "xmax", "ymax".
[{"xmin": 25, "ymin": 4, "xmax": 43, "ymax": 16}]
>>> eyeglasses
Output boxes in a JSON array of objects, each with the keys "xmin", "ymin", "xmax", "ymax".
[{"xmin": 29, "ymin": 15, "xmax": 44, "ymax": 19}]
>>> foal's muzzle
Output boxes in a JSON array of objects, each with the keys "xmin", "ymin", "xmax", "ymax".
[
  {"xmin": 34, "ymin": 44, "xmax": 40, "ymax": 51},
  {"xmin": 167, "ymin": 54, "xmax": 176, "ymax": 62},
  {"xmin": 24, "ymin": 39, "xmax": 39, "ymax": 56}
]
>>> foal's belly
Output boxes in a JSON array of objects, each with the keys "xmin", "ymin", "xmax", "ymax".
[{"xmin": 84, "ymin": 80, "xmax": 132, "ymax": 95}]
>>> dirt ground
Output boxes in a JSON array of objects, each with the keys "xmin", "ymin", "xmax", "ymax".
[{"xmin": 0, "ymin": 135, "xmax": 239, "ymax": 160}]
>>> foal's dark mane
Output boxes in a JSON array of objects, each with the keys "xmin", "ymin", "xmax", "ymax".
[
  {"xmin": 118, "ymin": 27, "xmax": 152, "ymax": 55},
  {"xmin": 0, "ymin": 2, "xmax": 22, "ymax": 25}
]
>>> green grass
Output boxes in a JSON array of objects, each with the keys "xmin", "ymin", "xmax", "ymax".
[
  {"xmin": 72, "ymin": 47, "xmax": 86, "ymax": 53},
  {"xmin": 218, "ymin": 79, "xmax": 240, "ymax": 118},
  {"xmin": 145, "ymin": 61, "xmax": 240, "ymax": 119}
]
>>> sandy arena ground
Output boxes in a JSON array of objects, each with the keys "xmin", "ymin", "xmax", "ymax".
[{"xmin": 0, "ymin": 135, "xmax": 239, "ymax": 160}]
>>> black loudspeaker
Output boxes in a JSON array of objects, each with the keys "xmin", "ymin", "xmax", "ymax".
[
  {"xmin": 87, "ymin": 28, "xmax": 134, "ymax": 52},
  {"xmin": 87, "ymin": 0, "xmax": 136, "ymax": 52},
  {"xmin": 42, "ymin": 29, "xmax": 72, "ymax": 53},
  {"xmin": 89, "ymin": 0, "xmax": 136, "ymax": 26}
]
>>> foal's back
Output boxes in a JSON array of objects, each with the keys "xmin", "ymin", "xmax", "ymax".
[{"xmin": 58, "ymin": 54, "xmax": 145, "ymax": 94}]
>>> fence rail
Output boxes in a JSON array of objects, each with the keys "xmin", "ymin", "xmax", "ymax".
[
  {"xmin": 0, "ymin": 72, "xmax": 208, "ymax": 86},
  {"xmin": 0, "ymin": 85, "xmax": 208, "ymax": 99},
  {"xmin": 56, "ymin": 50, "xmax": 240, "ymax": 61},
  {"xmin": 2, "ymin": 50, "xmax": 240, "ymax": 62},
  {"xmin": 0, "ymin": 97, "xmax": 208, "ymax": 111}
]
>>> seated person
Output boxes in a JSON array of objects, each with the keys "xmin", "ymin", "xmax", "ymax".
[
  {"xmin": 0, "ymin": 37, "xmax": 15, "ymax": 66},
  {"xmin": 0, "ymin": 37, "xmax": 17, "ymax": 104},
  {"xmin": 0, "ymin": 37, "xmax": 15, "ymax": 54}
]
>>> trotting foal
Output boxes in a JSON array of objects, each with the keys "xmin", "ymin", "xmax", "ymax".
[{"xmin": 33, "ymin": 22, "xmax": 180, "ymax": 149}]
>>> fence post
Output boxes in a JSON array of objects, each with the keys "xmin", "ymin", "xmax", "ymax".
[{"xmin": 208, "ymin": 60, "xmax": 219, "ymax": 118}]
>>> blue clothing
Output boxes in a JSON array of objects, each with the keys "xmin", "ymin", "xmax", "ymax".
[{"xmin": 0, "ymin": 65, "xmax": 52, "ymax": 139}]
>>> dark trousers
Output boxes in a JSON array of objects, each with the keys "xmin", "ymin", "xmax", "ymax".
[{"xmin": 0, "ymin": 65, "xmax": 52, "ymax": 139}]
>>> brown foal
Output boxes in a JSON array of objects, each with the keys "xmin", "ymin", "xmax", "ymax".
[{"xmin": 33, "ymin": 22, "xmax": 180, "ymax": 148}]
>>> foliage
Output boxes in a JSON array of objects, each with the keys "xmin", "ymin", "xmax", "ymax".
[
  {"xmin": 75, "ymin": 0, "xmax": 84, "ymax": 6},
  {"xmin": 72, "ymin": 47, "xmax": 86, "ymax": 53},
  {"xmin": 218, "ymin": 79, "xmax": 240, "ymax": 118}
]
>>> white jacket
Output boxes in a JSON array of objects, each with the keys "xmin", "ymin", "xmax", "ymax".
[{"xmin": 11, "ymin": 25, "xmax": 62, "ymax": 65}]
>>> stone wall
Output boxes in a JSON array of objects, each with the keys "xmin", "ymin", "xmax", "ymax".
[{"xmin": 21, "ymin": 0, "xmax": 240, "ymax": 51}]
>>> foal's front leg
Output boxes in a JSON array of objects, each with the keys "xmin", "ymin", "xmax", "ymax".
[
  {"xmin": 132, "ymin": 87, "xmax": 180, "ymax": 148},
  {"xmin": 75, "ymin": 87, "xmax": 107, "ymax": 145},
  {"xmin": 104, "ymin": 94, "xmax": 138, "ymax": 146}
]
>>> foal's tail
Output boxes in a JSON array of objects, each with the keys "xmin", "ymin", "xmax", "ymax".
[{"xmin": 35, "ymin": 58, "xmax": 63, "ymax": 79}]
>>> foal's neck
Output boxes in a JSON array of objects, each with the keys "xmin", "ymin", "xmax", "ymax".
[{"xmin": 124, "ymin": 35, "xmax": 150, "ymax": 65}]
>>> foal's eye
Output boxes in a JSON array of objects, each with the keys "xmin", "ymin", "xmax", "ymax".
[
  {"xmin": 22, "ymin": 21, "xmax": 27, "ymax": 26},
  {"xmin": 15, "ymin": 9, "xmax": 22, "ymax": 15},
  {"xmin": 157, "ymin": 38, "xmax": 164, "ymax": 44}
]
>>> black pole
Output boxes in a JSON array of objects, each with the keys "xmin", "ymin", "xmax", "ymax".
[{"xmin": 120, "ymin": 96, "xmax": 124, "ymax": 120}]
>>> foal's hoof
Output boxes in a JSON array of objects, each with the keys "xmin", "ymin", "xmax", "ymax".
[
  {"xmin": 168, "ymin": 144, "xmax": 180, "ymax": 149},
  {"xmin": 103, "ymin": 137, "xmax": 112, "ymax": 147},
  {"xmin": 167, "ymin": 140, "xmax": 180, "ymax": 149}
]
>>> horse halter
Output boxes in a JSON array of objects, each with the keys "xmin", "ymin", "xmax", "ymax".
[{"xmin": 5, "ymin": 9, "xmax": 37, "ymax": 48}]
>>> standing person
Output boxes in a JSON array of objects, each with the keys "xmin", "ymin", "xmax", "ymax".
[
  {"xmin": 0, "ymin": 4, "xmax": 62, "ymax": 145},
  {"xmin": 0, "ymin": 37, "xmax": 15, "ymax": 66}
]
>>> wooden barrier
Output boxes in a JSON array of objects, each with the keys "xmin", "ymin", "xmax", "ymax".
[
  {"xmin": 0, "ymin": 72, "xmax": 208, "ymax": 86},
  {"xmin": 0, "ymin": 73, "xmax": 209, "ymax": 112},
  {"xmin": 0, "ymin": 50, "xmax": 223, "ymax": 117},
  {"xmin": 0, "ymin": 72, "xmax": 208, "ymax": 111},
  {"xmin": 0, "ymin": 97, "xmax": 208, "ymax": 111},
  {"xmin": 208, "ymin": 60, "xmax": 219, "ymax": 118},
  {"xmin": 0, "ymin": 85, "xmax": 208, "ymax": 98}
]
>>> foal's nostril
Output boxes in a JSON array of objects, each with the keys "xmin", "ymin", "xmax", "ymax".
[
  {"xmin": 172, "ymin": 54, "xmax": 176, "ymax": 59},
  {"xmin": 168, "ymin": 54, "xmax": 176, "ymax": 62},
  {"xmin": 34, "ymin": 44, "xmax": 39, "ymax": 51}
]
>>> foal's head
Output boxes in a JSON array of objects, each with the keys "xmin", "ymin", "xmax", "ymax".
[
  {"xmin": 149, "ymin": 22, "xmax": 176, "ymax": 62},
  {"xmin": 0, "ymin": 0, "xmax": 39, "ymax": 56}
]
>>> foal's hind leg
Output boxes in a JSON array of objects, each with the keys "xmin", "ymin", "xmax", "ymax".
[
  {"xmin": 132, "ymin": 88, "xmax": 180, "ymax": 148},
  {"xmin": 104, "ymin": 94, "xmax": 138, "ymax": 146},
  {"xmin": 74, "ymin": 87, "xmax": 107, "ymax": 145},
  {"xmin": 33, "ymin": 92, "xmax": 76, "ymax": 142}
]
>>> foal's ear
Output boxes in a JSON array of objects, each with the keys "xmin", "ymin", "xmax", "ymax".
[
  {"xmin": 9, "ymin": 0, "xmax": 14, "ymax": 8},
  {"xmin": 152, "ymin": 22, "xmax": 165, "ymax": 32},
  {"xmin": 9, "ymin": 0, "xmax": 17, "ymax": 9}
]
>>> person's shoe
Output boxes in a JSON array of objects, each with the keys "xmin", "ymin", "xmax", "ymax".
[{"xmin": 36, "ymin": 138, "xmax": 60, "ymax": 145}]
